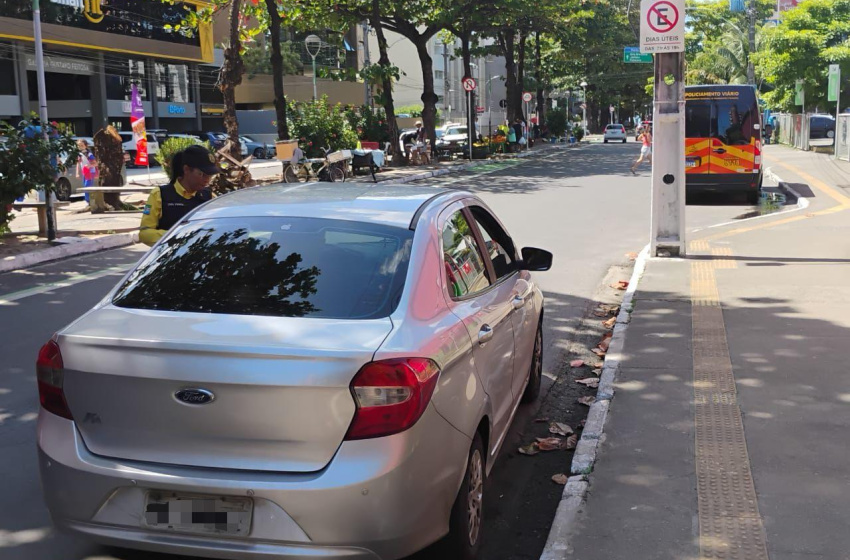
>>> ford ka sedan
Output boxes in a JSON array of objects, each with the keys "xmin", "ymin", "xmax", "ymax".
[{"xmin": 36, "ymin": 183, "xmax": 552, "ymax": 560}]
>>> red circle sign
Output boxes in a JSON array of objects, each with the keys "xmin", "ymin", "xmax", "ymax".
[
  {"xmin": 647, "ymin": 0, "xmax": 678, "ymax": 33},
  {"xmin": 523, "ymin": 92, "xmax": 533, "ymax": 102},
  {"xmin": 462, "ymin": 77, "xmax": 477, "ymax": 92}
]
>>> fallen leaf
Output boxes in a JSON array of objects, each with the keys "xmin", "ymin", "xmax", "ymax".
[
  {"xmin": 576, "ymin": 377, "xmax": 600, "ymax": 388},
  {"xmin": 602, "ymin": 316, "xmax": 617, "ymax": 329},
  {"xmin": 565, "ymin": 434, "xmax": 579, "ymax": 450},
  {"xmin": 625, "ymin": 251, "xmax": 638, "ymax": 261},
  {"xmin": 570, "ymin": 359, "xmax": 585, "ymax": 368},
  {"xmin": 518, "ymin": 443, "xmax": 540, "ymax": 456},
  {"xmin": 591, "ymin": 362, "xmax": 604, "ymax": 369},
  {"xmin": 552, "ymin": 473, "xmax": 568, "ymax": 485},
  {"xmin": 593, "ymin": 310, "xmax": 608, "ymax": 318},
  {"xmin": 611, "ymin": 281, "xmax": 629, "ymax": 290},
  {"xmin": 549, "ymin": 422, "xmax": 573, "ymax": 436},
  {"xmin": 598, "ymin": 332, "xmax": 613, "ymax": 352},
  {"xmin": 536, "ymin": 437, "xmax": 566, "ymax": 451},
  {"xmin": 592, "ymin": 347, "xmax": 607, "ymax": 357},
  {"xmin": 578, "ymin": 396, "xmax": 596, "ymax": 406},
  {"xmin": 592, "ymin": 368, "xmax": 602, "ymax": 376},
  {"xmin": 534, "ymin": 417, "xmax": 549, "ymax": 423}
]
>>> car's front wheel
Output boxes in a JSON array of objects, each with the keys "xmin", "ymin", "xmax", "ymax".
[
  {"xmin": 253, "ymin": 148, "xmax": 265, "ymax": 159},
  {"xmin": 445, "ymin": 433, "xmax": 485, "ymax": 560},
  {"xmin": 55, "ymin": 178, "xmax": 72, "ymax": 201}
]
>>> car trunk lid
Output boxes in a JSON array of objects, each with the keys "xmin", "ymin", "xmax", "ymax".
[{"xmin": 59, "ymin": 306, "xmax": 392, "ymax": 472}]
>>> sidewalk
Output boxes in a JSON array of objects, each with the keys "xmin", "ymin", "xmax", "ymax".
[{"xmin": 556, "ymin": 145, "xmax": 850, "ymax": 560}]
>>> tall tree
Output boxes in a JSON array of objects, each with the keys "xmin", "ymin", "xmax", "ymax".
[
  {"xmin": 221, "ymin": 0, "xmax": 245, "ymax": 160},
  {"xmin": 264, "ymin": 0, "xmax": 290, "ymax": 140}
]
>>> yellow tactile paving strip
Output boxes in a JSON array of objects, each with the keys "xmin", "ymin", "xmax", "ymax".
[{"xmin": 690, "ymin": 246, "xmax": 769, "ymax": 560}]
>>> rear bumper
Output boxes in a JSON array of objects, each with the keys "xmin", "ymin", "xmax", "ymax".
[
  {"xmin": 686, "ymin": 172, "xmax": 762, "ymax": 192},
  {"xmin": 38, "ymin": 405, "xmax": 472, "ymax": 560}
]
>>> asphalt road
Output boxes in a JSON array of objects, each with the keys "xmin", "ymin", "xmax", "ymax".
[{"xmin": 0, "ymin": 142, "xmax": 792, "ymax": 560}]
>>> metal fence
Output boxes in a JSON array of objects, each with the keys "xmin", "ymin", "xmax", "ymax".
[
  {"xmin": 836, "ymin": 114, "xmax": 850, "ymax": 161},
  {"xmin": 774, "ymin": 113, "xmax": 811, "ymax": 151}
]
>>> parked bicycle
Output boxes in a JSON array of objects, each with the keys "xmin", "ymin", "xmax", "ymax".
[{"xmin": 283, "ymin": 147, "xmax": 349, "ymax": 183}]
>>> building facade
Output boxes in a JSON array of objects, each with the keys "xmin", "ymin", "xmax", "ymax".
[{"xmin": 0, "ymin": 0, "xmax": 214, "ymax": 135}]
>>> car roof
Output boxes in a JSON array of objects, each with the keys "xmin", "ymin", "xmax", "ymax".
[{"xmin": 192, "ymin": 183, "xmax": 455, "ymax": 229}]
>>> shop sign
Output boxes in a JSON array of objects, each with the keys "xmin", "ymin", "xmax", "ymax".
[
  {"xmin": 24, "ymin": 54, "xmax": 94, "ymax": 75},
  {"xmin": 168, "ymin": 104, "xmax": 187, "ymax": 115}
]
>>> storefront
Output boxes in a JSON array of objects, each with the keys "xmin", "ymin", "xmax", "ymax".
[{"xmin": 0, "ymin": 0, "xmax": 213, "ymax": 135}]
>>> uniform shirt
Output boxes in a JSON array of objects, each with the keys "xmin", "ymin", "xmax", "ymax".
[{"xmin": 139, "ymin": 180, "xmax": 206, "ymax": 247}]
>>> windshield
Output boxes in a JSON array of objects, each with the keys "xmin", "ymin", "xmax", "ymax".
[
  {"xmin": 113, "ymin": 217, "xmax": 414, "ymax": 320},
  {"xmin": 447, "ymin": 127, "xmax": 467, "ymax": 135}
]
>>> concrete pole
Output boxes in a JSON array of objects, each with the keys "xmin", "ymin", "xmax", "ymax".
[
  {"xmin": 747, "ymin": 0, "xmax": 756, "ymax": 84},
  {"xmin": 443, "ymin": 43, "xmax": 449, "ymax": 125},
  {"xmin": 362, "ymin": 22, "xmax": 371, "ymax": 107},
  {"xmin": 32, "ymin": 0, "xmax": 55, "ymax": 242},
  {"xmin": 650, "ymin": 52, "xmax": 686, "ymax": 257}
]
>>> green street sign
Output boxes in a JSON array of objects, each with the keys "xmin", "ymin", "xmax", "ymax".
[
  {"xmin": 828, "ymin": 64, "xmax": 840, "ymax": 103},
  {"xmin": 624, "ymin": 47, "xmax": 653, "ymax": 63},
  {"xmin": 795, "ymin": 80, "xmax": 804, "ymax": 106}
]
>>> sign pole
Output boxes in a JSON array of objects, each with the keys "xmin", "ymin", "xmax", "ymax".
[
  {"xmin": 468, "ymin": 90, "xmax": 473, "ymax": 160},
  {"xmin": 32, "ymin": 0, "xmax": 55, "ymax": 242}
]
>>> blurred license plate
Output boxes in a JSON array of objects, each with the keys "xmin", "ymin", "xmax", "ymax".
[
  {"xmin": 686, "ymin": 159, "xmax": 698, "ymax": 168},
  {"xmin": 725, "ymin": 157, "xmax": 741, "ymax": 166},
  {"xmin": 144, "ymin": 493, "xmax": 252, "ymax": 536}
]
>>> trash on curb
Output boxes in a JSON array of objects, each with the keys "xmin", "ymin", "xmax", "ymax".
[
  {"xmin": 552, "ymin": 473, "xmax": 568, "ymax": 485},
  {"xmin": 576, "ymin": 378, "xmax": 600, "ymax": 388},
  {"xmin": 578, "ymin": 396, "xmax": 596, "ymax": 406},
  {"xmin": 549, "ymin": 422, "xmax": 573, "ymax": 436}
]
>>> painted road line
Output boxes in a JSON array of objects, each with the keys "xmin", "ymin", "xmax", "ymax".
[
  {"xmin": 690, "ymin": 243, "xmax": 770, "ymax": 560},
  {"xmin": 0, "ymin": 266, "xmax": 129, "ymax": 305},
  {"xmin": 771, "ymin": 159, "xmax": 850, "ymax": 207}
]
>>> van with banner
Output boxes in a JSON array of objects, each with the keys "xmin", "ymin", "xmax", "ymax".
[{"xmin": 684, "ymin": 85, "xmax": 763, "ymax": 204}]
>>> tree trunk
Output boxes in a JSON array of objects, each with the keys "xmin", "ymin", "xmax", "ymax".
[
  {"xmin": 500, "ymin": 32, "xmax": 518, "ymax": 123},
  {"xmin": 265, "ymin": 0, "xmax": 289, "ymax": 140},
  {"xmin": 219, "ymin": 0, "xmax": 244, "ymax": 161},
  {"xmin": 371, "ymin": 3, "xmax": 403, "ymax": 166},
  {"xmin": 92, "ymin": 125, "xmax": 125, "ymax": 212},
  {"xmin": 535, "ymin": 32, "xmax": 545, "ymax": 126},
  {"xmin": 414, "ymin": 39, "xmax": 439, "ymax": 153},
  {"xmin": 516, "ymin": 31, "xmax": 528, "ymax": 122}
]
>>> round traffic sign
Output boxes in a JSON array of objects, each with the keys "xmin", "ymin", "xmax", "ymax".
[
  {"xmin": 462, "ymin": 77, "xmax": 477, "ymax": 92},
  {"xmin": 522, "ymin": 92, "xmax": 533, "ymax": 103},
  {"xmin": 646, "ymin": 0, "xmax": 679, "ymax": 33}
]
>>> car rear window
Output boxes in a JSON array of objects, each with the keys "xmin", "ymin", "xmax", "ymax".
[
  {"xmin": 113, "ymin": 217, "xmax": 414, "ymax": 319},
  {"xmin": 716, "ymin": 99, "xmax": 754, "ymax": 145}
]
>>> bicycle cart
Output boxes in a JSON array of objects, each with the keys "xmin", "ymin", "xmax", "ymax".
[
  {"xmin": 351, "ymin": 150, "xmax": 378, "ymax": 183},
  {"xmin": 282, "ymin": 149, "xmax": 348, "ymax": 183}
]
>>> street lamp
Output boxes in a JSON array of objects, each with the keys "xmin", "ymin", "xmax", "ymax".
[
  {"xmin": 580, "ymin": 80, "xmax": 588, "ymax": 134},
  {"xmin": 305, "ymin": 34, "xmax": 322, "ymax": 101},
  {"xmin": 486, "ymin": 75, "xmax": 502, "ymax": 137}
]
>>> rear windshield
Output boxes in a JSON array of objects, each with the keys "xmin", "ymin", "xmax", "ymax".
[
  {"xmin": 686, "ymin": 102, "xmax": 712, "ymax": 138},
  {"xmin": 716, "ymin": 99, "xmax": 754, "ymax": 146},
  {"xmin": 113, "ymin": 217, "xmax": 414, "ymax": 319}
]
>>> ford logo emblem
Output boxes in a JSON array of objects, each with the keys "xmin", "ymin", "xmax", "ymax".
[{"xmin": 174, "ymin": 388, "xmax": 215, "ymax": 405}]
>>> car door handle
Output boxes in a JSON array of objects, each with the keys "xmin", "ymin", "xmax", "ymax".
[
  {"xmin": 712, "ymin": 148, "xmax": 726, "ymax": 154},
  {"xmin": 478, "ymin": 325, "xmax": 494, "ymax": 345},
  {"xmin": 512, "ymin": 296, "xmax": 526, "ymax": 310}
]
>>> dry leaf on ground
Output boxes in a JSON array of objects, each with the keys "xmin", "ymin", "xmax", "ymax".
[
  {"xmin": 569, "ymin": 359, "xmax": 585, "ymax": 368},
  {"xmin": 549, "ymin": 422, "xmax": 573, "ymax": 436},
  {"xmin": 591, "ymin": 361, "xmax": 604, "ymax": 369},
  {"xmin": 593, "ymin": 310, "xmax": 608, "ymax": 318},
  {"xmin": 565, "ymin": 434, "xmax": 579, "ymax": 450},
  {"xmin": 536, "ymin": 437, "xmax": 564, "ymax": 451},
  {"xmin": 533, "ymin": 417, "xmax": 549, "ymax": 423},
  {"xmin": 611, "ymin": 281, "xmax": 629, "ymax": 290},
  {"xmin": 552, "ymin": 473, "xmax": 568, "ymax": 485},
  {"xmin": 518, "ymin": 442, "xmax": 540, "ymax": 456},
  {"xmin": 602, "ymin": 316, "xmax": 617, "ymax": 329},
  {"xmin": 592, "ymin": 368, "xmax": 602, "ymax": 376},
  {"xmin": 578, "ymin": 396, "xmax": 596, "ymax": 406},
  {"xmin": 576, "ymin": 378, "xmax": 600, "ymax": 388},
  {"xmin": 592, "ymin": 347, "xmax": 607, "ymax": 357},
  {"xmin": 598, "ymin": 332, "xmax": 613, "ymax": 352},
  {"xmin": 625, "ymin": 252, "xmax": 638, "ymax": 261}
]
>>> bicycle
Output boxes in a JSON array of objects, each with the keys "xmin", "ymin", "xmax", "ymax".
[{"xmin": 283, "ymin": 148, "xmax": 348, "ymax": 183}]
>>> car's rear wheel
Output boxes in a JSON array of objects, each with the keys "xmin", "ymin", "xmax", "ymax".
[
  {"xmin": 253, "ymin": 148, "xmax": 264, "ymax": 159},
  {"xmin": 604, "ymin": 138, "xmax": 608, "ymax": 143},
  {"xmin": 622, "ymin": 138, "xmax": 627, "ymax": 143},
  {"xmin": 55, "ymin": 178, "xmax": 72, "ymax": 202},
  {"xmin": 445, "ymin": 433, "xmax": 485, "ymax": 560},
  {"xmin": 522, "ymin": 320, "xmax": 543, "ymax": 403}
]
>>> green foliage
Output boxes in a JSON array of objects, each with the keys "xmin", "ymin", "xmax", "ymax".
[
  {"xmin": 159, "ymin": 137, "xmax": 213, "ymax": 179},
  {"xmin": 287, "ymin": 96, "xmax": 359, "ymax": 158},
  {"xmin": 395, "ymin": 104, "xmax": 425, "ymax": 117},
  {"xmin": 754, "ymin": 0, "xmax": 850, "ymax": 111},
  {"xmin": 572, "ymin": 124, "xmax": 584, "ymax": 141},
  {"xmin": 546, "ymin": 110, "xmax": 568, "ymax": 137},
  {"xmin": 0, "ymin": 118, "xmax": 79, "ymax": 233},
  {"xmin": 344, "ymin": 106, "xmax": 392, "ymax": 143},
  {"xmin": 242, "ymin": 41, "xmax": 304, "ymax": 78}
]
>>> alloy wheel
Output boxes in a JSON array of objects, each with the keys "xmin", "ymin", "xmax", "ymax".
[{"xmin": 467, "ymin": 449, "xmax": 483, "ymax": 546}]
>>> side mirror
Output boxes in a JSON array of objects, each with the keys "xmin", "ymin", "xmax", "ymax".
[{"xmin": 521, "ymin": 247, "xmax": 553, "ymax": 272}]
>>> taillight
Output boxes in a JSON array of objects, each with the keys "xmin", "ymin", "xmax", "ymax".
[
  {"xmin": 754, "ymin": 139, "xmax": 762, "ymax": 169},
  {"xmin": 36, "ymin": 339, "xmax": 73, "ymax": 420},
  {"xmin": 345, "ymin": 358, "xmax": 440, "ymax": 440}
]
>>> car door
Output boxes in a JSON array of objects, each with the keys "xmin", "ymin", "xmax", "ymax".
[
  {"xmin": 468, "ymin": 205, "xmax": 535, "ymax": 400},
  {"xmin": 440, "ymin": 205, "xmax": 517, "ymax": 444}
]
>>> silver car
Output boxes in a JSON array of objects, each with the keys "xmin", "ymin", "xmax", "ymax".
[{"xmin": 36, "ymin": 183, "xmax": 551, "ymax": 560}]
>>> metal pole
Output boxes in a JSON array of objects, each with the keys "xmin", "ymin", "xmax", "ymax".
[
  {"xmin": 311, "ymin": 57, "xmax": 318, "ymax": 101},
  {"xmin": 582, "ymin": 87, "xmax": 587, "ymax": 135},
  {"xmin": 32, "ymin": 0, "xmax": 55, "ymax": 242},
  {"xmin": 488, "ymin": 80, "xmax": 493, "ymax": 138},
  {"xmin": 468, "ymin": 90, "xmax": 473, "ymax": 160},
  {"xmin": 650, "ymin": 53, "xmax": 686, "ymax": 257},
  {"xmin": 443, "ymin": 44, "xmax": 449, "ymax": 125},
  {"xmin": 747, "ymin": 0, "xmax": 756, "ymax": 84},
  {"xmin": 362, "ymin": 22, "xmax": 371, "ymax": 106}
]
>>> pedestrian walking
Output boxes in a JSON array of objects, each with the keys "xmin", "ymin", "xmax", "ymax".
[
  {"xmin": 139, "ymin": 145, "xmax": 218, "ymax": 247},
  {"xmin": 631, "ymin": 126, "xmax": 652, "ymax": 175},
  {"xmin": 76, "ymin": 139, "xmax": 97, "ymax": 203}
]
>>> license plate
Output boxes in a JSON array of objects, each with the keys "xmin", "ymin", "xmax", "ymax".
[
  {"xmin": 686, "ymin": 159, "xmax": 698, "ymax": 168},
  {"xmin": 144, "ymin": 492, "xmax": 253, "ymax": 536},
  {"xmin": 724, "ymin": 157, "xmax": 741, "ymax": 166}
]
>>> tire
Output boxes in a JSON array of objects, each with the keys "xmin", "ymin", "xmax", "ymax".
[
  {"xmin": 445, "ymin": 433, "xmax": 485, "ymax": 560},
  {"xmin": 283, "ymin": 165, "xmax": 299, "ymax": 183},
  {"xmin": 55, "ymin": 178, "xmax": 72, "ymax": 202},
  {"xmin": 521, "ymin": 320, "xmax": 543, "ymax": 404},
  {"xmin": 604, "ymin": 139, "xmax": 608, "ymax": 143},
  {"xmin": 622, "ymin": 139, "xmax": 627, "ymax": 143},
  {"xmin": 746, "ymin": 189, "xmax": 760, "ymax": 205},
  {"xmin": 369, "ymin": 163, "xmax": 378, "ymax": 183},
  {"xmin": 329, "ymin": 165, "xmax": 345, "ymax": 183},
  {"xmin": 253, "ymin": 148, "xmax": 264, "ymax": 159}
]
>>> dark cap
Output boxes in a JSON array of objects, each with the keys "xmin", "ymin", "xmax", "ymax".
[{"xmin": 181, "ymin": 145, "xmax": 219, "ymax": 175}]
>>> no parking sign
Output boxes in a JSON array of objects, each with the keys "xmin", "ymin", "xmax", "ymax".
[{"xmin": 640, "ymin": 0, "xmax": 684, "ymax": 53}]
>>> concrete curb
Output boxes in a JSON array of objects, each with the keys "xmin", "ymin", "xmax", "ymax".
[
  {"xmin": 539, "ymin": 244, "xmax": 650, "ymax": 560},
  {"xmin": 0, "ymin": 232, "xmax": 138, "ymax": 275},
  {"xmin": 765, "ymin": 167, "xmax": 809, "ymax": 209}
]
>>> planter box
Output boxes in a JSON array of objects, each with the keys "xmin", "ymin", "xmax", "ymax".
[
  {"xmin": 472, "ymin": 148, "xmax": 489, "ymax": 160},
  {"xmin": 275, "ymin": 140, "xmax": 298, "ymax": 160}
]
